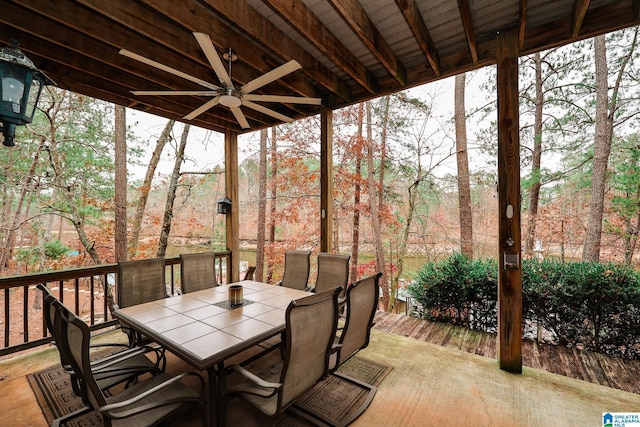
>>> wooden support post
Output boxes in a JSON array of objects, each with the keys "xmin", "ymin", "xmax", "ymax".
[
  {"xmin": 225, "ymin": 130, "xmax": 240, "ymax": 283},
  {"xmin": 320, "ymin": 108, "xmax": 334, "ymax": 253},
  {"xmin": 496, "ymin": 30, "xmax": 522, "ymax": 373}
]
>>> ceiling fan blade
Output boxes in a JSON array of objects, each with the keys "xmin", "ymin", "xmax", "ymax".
[
  {"xmin": 243, "ymin": 100, "xmax": 294, "ymax": 123},
  {"xmin": 230, "ymin": 106, "xmax": 250, "ymax": 129},
  {"xmin": 193, "ymin": 32, "xmax": 234, "ymax": 89},
  {"xmin": 243, "ymin": 94, "xmax": 322, "ymax": 105},
  {"xmin": 132, "ymin": 90, "xmax": 219, "ymax": 96},
  {"xmin": 240, "ymin": 60, "xmax": 302, "ymax": 94},
  {"xmin": 183, "ymin": 96, "xmax": 221, "ymax": 121},
  {"xmin": 120, "ymin": 49, "xmax": 220, "ymax": 91}
]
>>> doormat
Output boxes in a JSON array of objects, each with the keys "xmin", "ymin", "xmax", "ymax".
[{"xmin": 276, "ymin": 356, "xmax": 392, "ymax": 427}]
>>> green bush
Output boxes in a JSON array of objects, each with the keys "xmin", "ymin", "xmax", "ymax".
[
  {"xmin": 409, "ymin": 253, "xmax": 640, "ymax": 358},
  {"xmin": 408, "ymin": 253, "xmax": 497, "ymax": 332}
]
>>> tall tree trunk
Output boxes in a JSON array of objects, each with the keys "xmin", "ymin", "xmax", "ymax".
[
  {"xmin": 583, "ymin": 31, "xmax": 638, "ymax": 260},
  {"xmin": 114, "ymin": 105, "xmax": 127, "ymax": 262},
  {"xmin": 157, "ymin": 124, "xmax": 189, "ymax": 258},
  {"xmin": 267, "ymin": 127, "xmax": 277, "ymax": 283},
  {"xmin": 0, "ymin": 141, "xmax": 44, "ymax": 273},
  {"xmin": 378, "ymin": 97, "xmax": 388, "ymax": 233},
  {"xmin": 365, "ymin": 101, "xmax": 388, "ymax": 310},
  {"xmin": 525, "ymin": 53, "xmax": 544, "ymax": 258},
  {"xmin": 351, "ymin": 104, "xmax": 363, "ymax": 281},
  {"xmin": 129, "ymin": 120, "xmax": 174, "ymax": 257},
  {"xmin": 255, "ymin": 129, "xmax": 268, "ymax": 282},
  {"xmin": 455, "ymin": 73, "xmax": 474, "ymax": 258}
]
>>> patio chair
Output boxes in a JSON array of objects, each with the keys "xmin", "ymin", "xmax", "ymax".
[
  {"xmin": 180, "ymin": 251, "xmax": 217, "ymax": 293},
  {"xmin": 117, "ymin": 258, "xmax": 167, "ymax": 346},
  {"xmin": 226, "ymin": 287, "xmax": 341, "ymax": 420},
  {"xmin": 54, "ymin": 301, "xmax": 206, "ymax": 427},
  {"xmin": 276, "ymin": 249, "xmax": 311, "ymax": 290},
  {"xmin": 329, "ymin": 272, "xmax": 382, "ymax": 371},
  {"xmin": 38, "ymin": 284, "xmax": 164, "ymax": 384},
  {"xmin": 41, "ymin": 293, "xmax": 164, "ymax": 427},
  {"xmin": 244, "ymin": 265, "xmax": 256, "ymax": 281},
  {"xmin": 313, "ymin": 252, "xmax": 351, "ymax": 295}
]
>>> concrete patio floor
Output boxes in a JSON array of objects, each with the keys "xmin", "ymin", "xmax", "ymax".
[{"xmin": 1, "ymin": 322, "xmax": 639, "ymax": 426}]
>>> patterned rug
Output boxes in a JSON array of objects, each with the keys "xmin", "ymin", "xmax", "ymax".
[
  {"xmin": 27, "ymin": 364, "xmax": 104, "ymax": 427},
  {"xmin": 28, "ymin": 355, "xmax": 390, "ymax": 427},
  {"xmin": 277, "ymin": 356, "xmax": 392, "ymax": 426}
]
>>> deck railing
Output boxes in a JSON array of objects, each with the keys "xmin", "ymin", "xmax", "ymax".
[{"xmin": 0, "ymin": 251, "xmax": 231, "ymax": 358}]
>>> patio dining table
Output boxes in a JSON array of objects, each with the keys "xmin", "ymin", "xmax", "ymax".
[{"xmin": 113, "ymin": 280, "xmax": 312, "ymax": 426}]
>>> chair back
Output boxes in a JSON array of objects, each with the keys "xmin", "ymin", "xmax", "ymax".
[
  {"xmin": 55, "ymin": 299, "xmax": 108, "ymax": 411},
  {"xmin": 243, "ymin": 265, "xmax": 256, "ymax": 281},
  {"xmin": 280, "ymin": 250, "xmax": 311, "ymax": 290},
  {"xmin": 180, "ymin": 252, "xmax": 217, "ymax": 293},
  {"xmin": 37, "ymin": 284, "xmax": 56, "ymax": 337},
  {"xmin": 335, "ymin": 272, "xmax": 382, "ymax": 367},
  {"xmin": 314, "ymin": 252, "xmax": 351, "ymax": 294},
  {"xmin": 279, "ymin": 287, "xmax": 340, "ymax": 409},
  {"xmin": 117, "ymin": 258, "xmax": 166, "ymax": 308}
]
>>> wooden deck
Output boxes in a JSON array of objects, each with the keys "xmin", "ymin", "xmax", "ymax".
[{"xmin": 372, "ymin": 311, "xmax": 640, "ymax": 394}]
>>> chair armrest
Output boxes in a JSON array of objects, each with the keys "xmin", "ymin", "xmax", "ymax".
[
  {"xmin": 99, "ymin": 372, "xmax": 204, "ymax": 414},
  {"xmin": 228, "ymin": 364, "xmax": 282, "ymax": 398}
]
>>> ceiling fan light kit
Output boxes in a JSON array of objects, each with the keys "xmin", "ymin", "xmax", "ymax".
[{"xmin": 120, "ymin": 32, "xmax": 322, "ymax": 129}]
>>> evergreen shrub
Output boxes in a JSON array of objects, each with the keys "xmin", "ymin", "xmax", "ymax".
[{"xmin": 408, "ymin": 253, "xmax": 640, "ymax": 358}]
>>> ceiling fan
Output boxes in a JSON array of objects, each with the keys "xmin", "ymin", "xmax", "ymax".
[{"xmin": 119, "ymin": 32, "xmax": 322, "ymax": 129}]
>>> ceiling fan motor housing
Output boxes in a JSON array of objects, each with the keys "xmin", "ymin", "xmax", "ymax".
[{"xmin": 219, "ymin": 86, "xmax": 241, "ymax": 107}]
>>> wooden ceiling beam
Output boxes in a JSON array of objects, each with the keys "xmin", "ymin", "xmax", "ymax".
[
  {"xmin": 9, "ymin": 0, "xmax": 299, "ymax": 129},
  {"xmin": 572, "ymin": 0, "xmax": 591, "ymax": 37},
  {"xmin": 0, "ymin": 24, "xmax": 271, "ymax": 133},
  {"xmin": 328, "ymin": 0, "xmax": 406, "ymax": 85},
  {"xmin": 84, "ymin": 0, "xmax": 315, "ymax": 120},
  {"xmin": 395, "ymin": 0, "xmax": 441, "ymax": 76},
  {"xmin": 457, "ymin": 0, "xmax": 479, "ymax": 63},
  {"xmin": 261, "ymin": 0, "xmax": 377, "ymax": 94},
  {"xmin": 199, "ymin": 0, "xmax": 351, "ymax": 102},
  {"xmin": 519, "ymin": 0, "xmax": 528, "ymax": 50}
]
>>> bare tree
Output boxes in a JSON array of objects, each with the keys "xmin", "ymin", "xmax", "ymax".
[
  {"xmin": 255, "ymin": 129, "xmax": 267, "ymax": 281},
  {"xmin": 351, "ymin": 103, "xmax": 364, "ymax": 281},
  {"xmin": 455, "ymin": 73, "xmax": 474, "ymax": 258},
  {"xmin": 366, "ymin": 101, "xmax": 388, "ymax": 309},
  {"xmin": 129, "ymin": 120, "xmax": 174, "ymax": 256},
  {"xmin": 157, "ymin": 124, "xmax": 189, "ymax": 257},
  {"xmin": 583, "ymin": 30, "xmax": 638, "ymax": 261},
  {"xmin": 267, "ymin": 127, "xmax": 277, "ymax": 283},
  {"xmin": 524, "ymin": 53, "xmax": 543, "ymax": 258},
  {"xmin": 114, "ymin": 105, "xmax": 127, "ymax": 262}
]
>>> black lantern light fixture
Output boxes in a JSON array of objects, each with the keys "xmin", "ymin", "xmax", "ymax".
[
  {"xmin": 0, "ymin": 39, "xmax": 54, "ymax": 147},
  {"xmin": 217, "ymin": 196, "xmax": 232, "ymax": 215}
]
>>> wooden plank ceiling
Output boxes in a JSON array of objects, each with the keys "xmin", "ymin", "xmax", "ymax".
[{"xmin": 1, "ymin": 0, "xmax": 638, "ymax": 134}]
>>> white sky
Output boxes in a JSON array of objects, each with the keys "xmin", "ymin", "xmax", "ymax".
[{"xmin": 126, "ymin": 69, "xmax": 493, "ymax": 181}]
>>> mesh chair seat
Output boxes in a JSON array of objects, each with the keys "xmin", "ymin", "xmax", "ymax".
[{"xmin": 180, "ymin": 251, "xmax": 218, "ymax": 293}]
